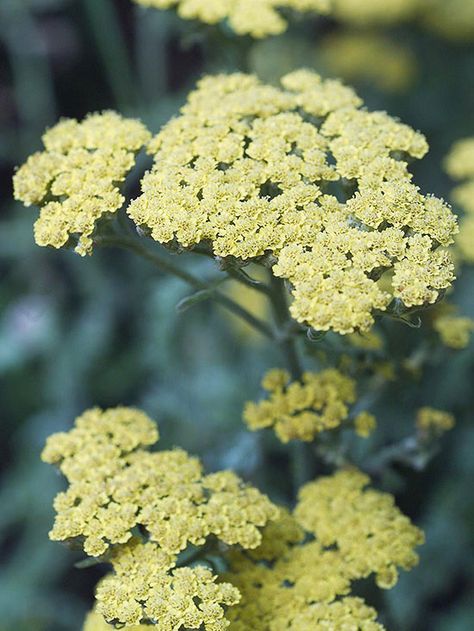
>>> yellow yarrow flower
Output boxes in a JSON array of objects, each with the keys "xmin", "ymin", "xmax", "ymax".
[
  {"xmin": 225, "ymin": 469, "xmax": 423, "ymax": 629},
  {"xmin": 294, "ymin": 469, "xmax": 424, "ymax": 588},
  {"xmin": 354, "ymin": 410, "xmax": 377, "ymax": 437},
  {"xmin": 13, "ymin": 112, "xmax": 151, "ymax": 255},
  {"xmin": 416, "ymin": 407, "xmax": 455, "ymax": 434},
  {"xmin": 129, "ymin": 71, "xmax": 457, "ymax": 335},
  {"xmin": 43, "ymin": 407, "xmax": 278, "ymax": 559},
  {"xmin": 243, "ymin": 367, "xmax": 375, "ymax": 442},
  {"xmin": 95, "ymin": 539, "xmax": 240, "ymax": 628},
  {"xmin": 433, "ymin": 313, "xmax": 474, "ymax": 349},
  {"xmin": 445, "ymin": 137, "xmax": 474, "ymax": 263},
  {"xmin": 43, "ymin": 407, "xmax": 278, "ymax": 626},
  {"xmin": 132, "ymin": 0, "xmax": 331, "ymax": 38}
]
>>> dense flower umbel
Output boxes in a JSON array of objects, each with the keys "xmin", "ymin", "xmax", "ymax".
[
  {"xmin": 132, "ymin": 0, "xmax": 331, "ymax": 38},
  {"xmin": 13, "ymin": 112, "xmax": 151, "ymax": 255},
  {"xmin": 243, "ymin": 367, "xmax": 375, "ymax": 442},
  {"xmin": 445, "ymin": 138, "xmax": 474, "ymax": 263},
  {"xmin": 224, "ymin": 469, "xmax": 424, "ymax": 630},
  {"xmin": 42, "ymin": 407, "xmax": 278, "ymax": 627},
  {"xmin": 129, "ymin": 71, "xmax": 457, "ymax": 334}
]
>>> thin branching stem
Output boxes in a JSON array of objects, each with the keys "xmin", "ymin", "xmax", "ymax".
[{"xmin": 97, "ymin": 235, "xmax": 274, "ymax": 340}]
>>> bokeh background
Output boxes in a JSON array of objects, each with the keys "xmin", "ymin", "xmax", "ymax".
[{"xmin": 0, "ymin": 1, "xmax": 473, "ymax": 630}]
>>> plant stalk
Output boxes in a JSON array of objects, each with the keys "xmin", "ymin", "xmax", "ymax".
[{"xmin": 97, "ymin": 235, "xmax": 274, "ymax": 340}]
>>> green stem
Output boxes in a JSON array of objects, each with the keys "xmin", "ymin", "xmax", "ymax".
[
  {"xmin": 267, "ymin": 274, "xmax": 315, "ymax": 493},
  {"xmin": 97, "ymin": 235, "xmax": 274, "ymax": 340},
  {"xmin": 364, "ymin": 436, "xmax": 437, "ymax": 477},
  {"xmin": 191, "ymin": 246, "xmax": 272, "ymax": 296},
  {"xmin": 268, "ymin": 274, "xmax": 302, "ymax": 379},
  {"xmin": 225, "ymin": 267, "xmax": 273, "ymax": 296}
]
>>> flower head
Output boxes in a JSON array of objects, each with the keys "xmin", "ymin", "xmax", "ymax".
[
  {"xmin": 43, "ymin": 407, "xmax": 277, "ymax": 626},
  {"xmin": 132, "ymin": 0, "xmax": 331, "ymax": 38},
  {"xmin": 244, "ymin": 367, "xmax": 374, "ymax": 442},
  {"xmin": 433, "ymin": 312, "xmax": 474, "ymax": 349},
  {"xmin": 416, "ymin": 407, "xmax": 455, "ymax": 434},
  {"xmin": 43, "ymin": 407, "xmax": 278, "ymax": 560},
  {"xmin": 95, "ymin": 539, "xmax": 240, "ymax": 628},
  {"xmin": 13, "ymin": 112, "xmax": 151, "ymax": 255},
  {"xmin": 129, "ymin": 71, "xmax": 457, "ymax": 334},
  {"xmin": 224, "ymin": 469, "xmax": 424, "ymax": 629},
  {"xmin": 445, "ymin": 138, "xmax": 474, "ymax": 264}
]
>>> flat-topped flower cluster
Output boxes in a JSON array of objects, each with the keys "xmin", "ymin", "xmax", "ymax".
[
  {"xmin": 43, "ymin": 407, "xmax": 278, "ymax": 627},
  {"xmin": 225, "ymin": 469, "xmax": 424, "ymax": 630},
  {"xmin": 244, "ymin": 367, "xmax": 376, "ymax": 442},
  {"xmin": 44, "ymin": 408, "xmax": 424, "ymax": 630},
  {"xmin": 132, "ymin": 0, "xmax": 420, "ymax": 37},
  {"xmin": 14, "ymin": 70, "xmax": 458, "ymax": 335},
  {"xmin": 132, "ymin": 0, "xmax": 474, "ymax": 41},
  {"xmin": 13, "ymin": 112, "xmax": 150, "ymax": 256},
  {"xmin": 129, "ymin": 70, "xmax": 457, "ymax": 334}
]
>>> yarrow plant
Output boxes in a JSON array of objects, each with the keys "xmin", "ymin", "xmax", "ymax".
[{"xmin": 12, "ymin": 1, "xmax": 467, "ymax": 628}]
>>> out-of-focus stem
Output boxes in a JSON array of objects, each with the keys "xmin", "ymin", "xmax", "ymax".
[{"xmin": 82, "ymin": 0, "xmax": 136, "ymax": 109}]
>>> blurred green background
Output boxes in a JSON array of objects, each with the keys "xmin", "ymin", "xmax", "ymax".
[{"xmin": 0, "ymin": 1, "xmax": 473, "ymax": 630}]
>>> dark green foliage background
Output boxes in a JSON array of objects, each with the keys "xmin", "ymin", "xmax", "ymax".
[{"xmin": 0, "ymin": 1, "xmax": 473, "ymax": 629}]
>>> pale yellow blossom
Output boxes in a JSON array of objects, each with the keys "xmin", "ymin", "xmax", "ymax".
[
  {"xmin": 129, "ymin": 71, "xmax": 456, "ymax": 335},
  {"xmin": 13, "ymin": 112, "xmax": 150, "ymax": 255},
  {"xmin": 132, "ymin": 0, "xmax": 330, "ymax": 37},
  {"xmin": 225, "ymin": 469, "xmax": 423, "ymax": 629},
  {"xmin": 244, "ymin": 367, "xmax": 375, "ymax": 442}
]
